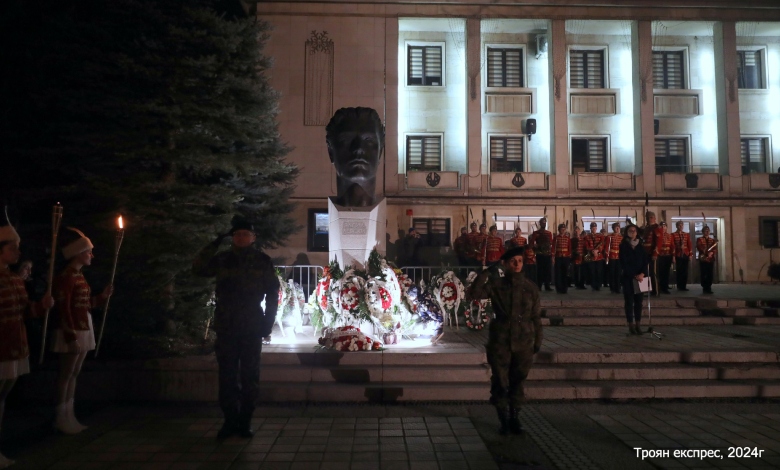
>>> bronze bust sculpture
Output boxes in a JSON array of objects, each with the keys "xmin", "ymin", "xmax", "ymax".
[{"xmin": 326, "ymin": 107, "xmax": 384, "ymax": 207}]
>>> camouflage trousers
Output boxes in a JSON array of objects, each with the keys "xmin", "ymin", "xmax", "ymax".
[
  {"xmin": 214, "ymin": 332, "xmax": 262, "ymax": 424},
  {"xmin": 486, "ymin": 343, "xmax": 535, "ymax": 409}
]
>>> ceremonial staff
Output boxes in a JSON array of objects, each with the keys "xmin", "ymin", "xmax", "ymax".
[
  {"xmin": 95, "ymin": 215, "xmax": 124, "ymax": 358},
  {"xmin": 40, "ymin": 203, "xmax": 64, "ymax": 364}
]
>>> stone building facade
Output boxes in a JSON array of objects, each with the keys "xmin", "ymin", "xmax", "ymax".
[{"xmin": 258, "ymin": 0, "xmax": 780, "ymax": 285}]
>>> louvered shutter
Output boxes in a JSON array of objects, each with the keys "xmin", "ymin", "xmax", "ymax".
[
  {"xmin": 737, "ymin": 51, "xmax": 762, "ymax": 89},
  {"xmin": 487, "ymin": 48, "xmax": 523, "ymax": 87},
  {"xmin": 587, "ymin": 139, "xmax": 606, "ymax": 171},
  {"xmin": 408, "ymin": 46, "xmax": 442, "ymax": 86},
  {"xmin": 741, "ymin": 138, "xmax": 766, "ymax": 174},
  {"xmin": 490, "ymin": 136, "xmax": 524, "ymax": 172},
  {"xmin": 407, "ymin": 136, "xmax": 442, "ymax": 170},
  {"xmin": 652, "ymin": 51, "xmax": 684, "ymax": 89},
  {"xmin": 570, "ymin": 50, "xmax": 604, "ymax": 89}
]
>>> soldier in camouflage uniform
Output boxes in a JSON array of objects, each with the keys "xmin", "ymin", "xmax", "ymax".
[
  {"xmin": 193, "ymin": 218, "xmax": 279, "ymax": 439},
  {"xmin": 467, "ymin": 246, "xmax": 543, "ymax": 435}
]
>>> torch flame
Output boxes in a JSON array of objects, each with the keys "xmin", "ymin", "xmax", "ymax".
[{"xmin": 118, "ymin": 216, "xmax": 124, "ymax": 229}]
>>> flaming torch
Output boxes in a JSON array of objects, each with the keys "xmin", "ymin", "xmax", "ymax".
[
  {"xmin": 39, "ymin": 203, "xmax": 64, "ymax": 364},
  {"xmin": 95, "ymin": 215, "xmax": 124, "ymax": 357}
]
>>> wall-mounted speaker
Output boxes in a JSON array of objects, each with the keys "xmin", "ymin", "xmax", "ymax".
[{"xmin": 654, "ymin": 119, "xmax": 660, "ymax": 135}]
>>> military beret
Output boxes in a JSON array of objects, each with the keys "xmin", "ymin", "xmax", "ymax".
[{"xmin": 501, "ymin": 245, "xmax": 526, "ymax": 261}]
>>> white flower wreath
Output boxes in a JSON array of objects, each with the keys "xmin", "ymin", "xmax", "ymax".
[{"xmin": 433, "ymin": 271, "xmax": 465, "ymax": 328}]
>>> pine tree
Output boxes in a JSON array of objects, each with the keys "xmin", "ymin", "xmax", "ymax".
[{"xmin": 1, "ymin": 0, "xmax": 298, "ymax": 357}]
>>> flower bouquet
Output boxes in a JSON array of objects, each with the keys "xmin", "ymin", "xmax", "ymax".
[{"xmin": 318, "ymin": 325, "xmax": 382, "ymax": 351}]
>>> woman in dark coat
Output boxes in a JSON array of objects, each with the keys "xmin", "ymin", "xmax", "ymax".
[{"xmin": 619, "ymin": 223, "xmax": 649, "ymax": 335}]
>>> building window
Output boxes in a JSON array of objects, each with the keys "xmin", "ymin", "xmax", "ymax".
[
  {"xmin": 406, "ymin": 135, "xmax": 442, "ymax": 171},
  {"xmin": 655, "ymin": 138, "xmax": 689, "ymax": 174},
  {"xmin": 412, "ymin": 218, "xmax": 451, "ymax": 247},
  {"xmin": 653, "ymin": 50, "xmax": 685, "ymax": 89},
  {"xmin": 487, "ymin": 47, "xmax": 523, "ymax": 87},
  {"xmin": 571, "ymin": 137, "xmax": 607, "ymax": 173},
  {"xmin": 407, "ymin": 44, "xmax": 443, "ymax": 86},
  {"xmin": 741, "ymin": 137, "xmax": 769, "ymax": 175},
  {"xmin": 307, "ymin": 209, "xmax": 328, "ymax": 252},
  {"xmin": 569, "ymin": 49, "xmax": 604, "ymax": 89},
  {"xmin": 737, "ymin": 50, "xmax": 764, "ymax": 89},
  {"xmin": 489, "ymin": 135, "xmax": 524, "ymax": 172},
  {"xmin": 760, "ymin": 217, "xmax": 780, "ymax": 248}
]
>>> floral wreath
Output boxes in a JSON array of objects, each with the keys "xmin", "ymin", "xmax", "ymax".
[
  {"xmin": 432, "ymin": 271, "xmax": 465, "ymax": 328},
  {"xmin": 464, "ymin": 270, "xmax": 492, "ymax": 330},
  {"xmin": 318, "ymin": 325, "xmax": 382, "ymax": 351}
]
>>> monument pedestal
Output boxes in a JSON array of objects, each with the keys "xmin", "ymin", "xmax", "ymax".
[{"xmin": 328, "ymin": 197, "xmax": 386, "ymax": 270}]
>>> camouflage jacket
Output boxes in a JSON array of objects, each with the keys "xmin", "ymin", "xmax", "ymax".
[
  {"xmin": 467, "ymin": 270, "xmax": 543, "ymax": 353},
  {"xmin": 193, "ymin": 243, "xmax": 280, "ymax": 336}
]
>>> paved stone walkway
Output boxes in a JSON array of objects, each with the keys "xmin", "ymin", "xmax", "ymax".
[{"xmin": 4, "ymin": 402, "xmax": 780, "ymax": 470}]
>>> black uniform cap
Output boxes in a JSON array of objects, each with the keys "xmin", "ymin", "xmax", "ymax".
[
  {"xmin": 501, "ymin": 245, "xmax": 526, "ymax": 261},
  {"xmin": 230, "ymin": 216, "xmax": 255, "ymax": 234}
]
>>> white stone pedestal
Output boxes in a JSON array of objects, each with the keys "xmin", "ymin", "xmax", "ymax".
[{"xmin": 328, "ymin": 197, "xmax": 386, "ymax": 270}]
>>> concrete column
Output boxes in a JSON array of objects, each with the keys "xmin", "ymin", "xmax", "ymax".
[
  {"xmin": 384, "ymin": 18, "xmax": 399, "ymax": 195},
  {"xmin": 714, "ymin": 22, "xmax": 742, "ymax": 195},
  {"xmin": 466, "ymin": 18, "xmax": 482, "ymax": 194},
  {"xmin": 634, "ymin": 21, "xmax": 656, "ymax": 196},
  {"xmin": 549, "ymin": 20, "xmax": 569, "ymax": 194}
]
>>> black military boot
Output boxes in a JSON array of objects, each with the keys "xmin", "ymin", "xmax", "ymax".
[
  {"xmin": 495, "ymin": 406, "xmax": 510, "ymax": 435},
  {"xmin": 217, "ymin": 419, "xmax": 238, "ymax": 439},
  {"xmin": 237, "ymin": 413, "xmax": 255, "ymax": 439},
  {"xmin": 509, "ymin": 406, "xmax": 524, "ymax": 435}
]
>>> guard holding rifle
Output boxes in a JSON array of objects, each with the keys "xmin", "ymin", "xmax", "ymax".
[
  {"xmin": 605, "ymin": 222, "xmax": 622, "ymax": 294},
  {"xmin": 530, "ymin": 218, "xmax": 553, "ymax": 291},
  {"xmin": 672, "ymin": 221, "xmax": 692, "ymax": 291},
  {"xmin": 465, "ymin": 222, "xmax": 481, "ymax": 266},
  {"xmin": 571, "ymin": 227, "xmax": 586, "ymax": 290},
  {"xmin": 655, "ymin": 222, "xmax": 674, "ymax": 294},
  {"xmin": 454, "ymin": 226, "xmax": 470, "ymax": 266},
  {"xmin": 585, "ymin": 222, "xmax": 606, "ymax": 291},
  {"xmin": 471, "ymin": 223, "xmax": 489, "ymax": 266},
  {"xmin": 485, "ymin": 225, "xmax": 505, "ymax": 264},
  {"xmin": 697, "ymin": 225, "xmax": 717, "ymax": 294},
  {"xmin": 552, "ymin": 224, "xmax": 571, "ymax": 294},
  {"xmin": 642, "ymin": 212, "xmax": 660, "ymax": 295}
]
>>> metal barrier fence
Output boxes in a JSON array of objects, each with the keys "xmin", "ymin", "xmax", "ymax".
[
  {"xmin": 276, "ymin": 265, "xmax": 324, "ymax": 301},
  {"xmin": 400, "ymin": 266, "xmax": 482, "ymax": 284}
]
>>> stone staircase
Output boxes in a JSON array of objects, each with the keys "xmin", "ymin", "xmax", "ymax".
[{"xmin": 541, "ymin": 298, "xmax": 780, "ymax": 326}]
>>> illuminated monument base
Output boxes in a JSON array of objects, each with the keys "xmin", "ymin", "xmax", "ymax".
[{"xmin": 328, "ymin": 197, "xmax": 386, "ymax": 270}]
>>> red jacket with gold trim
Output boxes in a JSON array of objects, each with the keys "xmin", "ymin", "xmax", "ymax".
[
  {"xmin": 0, "ymin": 269, "xmax": 45, "ymax": 361},
  {"xmin": 54, "ymin": 267, "xmax": 106, "ymax": 343}
]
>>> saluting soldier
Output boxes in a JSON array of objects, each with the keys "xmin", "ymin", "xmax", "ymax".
[
  {"xmin": 453, "ymin": 226, "xmax": 470, "ymax": 266},
  {"xmin": 193, "ymin": 218, "xmax": 280, "ymax": 439},
  {"xmin": 655, "ymin": 222, "xmax": 674, "ymax": 294},
  {"xmin": 485, "ymin": 225, "xmax": 505, "ymax": 264},
  {"xmin": 585, "ymin": 222, "xmax": 606, "ymax": 291},
  {"xmin": 605, "ymin": 222, "xmax": 623, "ymax": 294},
  {"xmin": 642, "ymin": 212, "xmax": 661, "ymax": 295},
  {"xmin": 571, "ymin": 227, "xmax": 587, "ymax": 290},
  {"xmin": 672, "ymin": 221, "xmax": 693, "ymax": 291},
  {"xmin": 696, "ymin": 225, "xmax": 717, "ymax": 294},
  {"xmin": 529, "ymin": 218, "xmax": 553, "ymax": 291},
  {"xmin": 467, "ymin": 246, "xmax": 542, "ymax": 435},
  {"xmin": 552, "ymin": 224, "xmax": 571, "ymax": 294}
]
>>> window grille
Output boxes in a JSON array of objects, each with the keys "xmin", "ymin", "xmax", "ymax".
[
  {"xmin": 569, "ymin": 49, "xmax": 604, "ymax": 89},
  {"xmin": 655, "ymin": 138, "xmax": 689, "ymax": 174},
  {"xmin": 406, "ymin": 135, "xmax": 442, "ymax": 171},
  {"xmin": 487, "ymin": 47, "xmax": 523, "ymax": 87},
  {"xmin": 490, "ymin": 136, "xmax": 524, "ymax": 172},
  {"xmin": 408, "ymin": 45, "xmax": 443, "ymax": 86},
  {"xmin": 652, "ymin": 50, "xmax": 685, "ymax": 89}
]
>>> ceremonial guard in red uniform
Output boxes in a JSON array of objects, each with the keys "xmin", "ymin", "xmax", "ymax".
[
  {"xmin": 485, "ymin": 225, "xmax": 505, "ymax": 264},
  {"xmin": 453, "ymin": 226, "xmax": 470, "ymax": 266},
  {"xmin": 0, "ymin": 211, "xmax": 54, "ymax": 467},
  {"xmin": 472, "ymin": 223, "xmax": 489, "ymax": 266},
  {"xmin": 655, "ymin": 222, "xmax": 674, "ymax": 294},
  {"xmin": 529, "ymin": 218, "xmax": 553, "ymax": 291},
  {"xmin": 52, "ymin": 228, "xmax": 112, "ymax": 434},
  {"xmin": 571, "ymin": 227, "xmax": 585, "ymax": 289},
  {"xmin": 465, "ymin": 222, "xmax": 481, "ymax": 266},
  {"xmin": 552, "ymin": 224, "xmax": 571, "ymax": 294},
  {"xmin": 585, "ymin": 222, "xmax": 606, "ymax": 291},
  {"xmin": 672, "ymin": 221, "xmax": 693, "ymax": 291},
  {"xmin": 642, "ymin": 212, "xmax": 660, "ymax": 295},
  {"xmin": 508, "ymin": 228, "xmax": 536, "ymax": 284},
  {"xmin": 605, "ymin": 222, "xmax": 623, "ymax": 293},
  {"xmin": 696, "ymin": 225, "xmax": 718, "ymax": 294}
]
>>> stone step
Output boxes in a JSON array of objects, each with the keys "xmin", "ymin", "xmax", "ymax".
[
  {"xmin": 542, "ymin": 308, "xmax": 701, "ymax": 317},
  {"xmin": 542, "ymin": 317, "xmax": 729, "ymax": 326},
  {"xmin": 534, "ymin": 350, "xmax": 780, "ymax": 364},
  {"xmin": 541, "ymin": 299, "xmax": 693, "ymax": 308},
  {"xmin": 254, "ymin": 379, "xmax": 780, "ymax": 402},
  {"xmin": 261, "ymin": 364, "xmax": 492, "ymax": 383},
  {"xmin": 528, "ymin": 363, "xmax": 780, "ymax": 381}
]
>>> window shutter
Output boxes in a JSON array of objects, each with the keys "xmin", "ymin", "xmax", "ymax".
[
  {"xmin": 487, "ymin": 48, "xmax": 522, "ymax": 87},
  {"xmin": 424, "ymin": 46, "xmax": 442, "ymax": 85},
  {"xmin": 570, "ymin": 50, "xmax": 585, "ymax": 88},
  {"xmin": 653, "ymin": 51, "xmax": 684, "ymax": 89},
  {"xmin": 490, "ymin": 136, "xmax": 524, "ymax": 172},
  {"xmin": 408, "ymin": 46, "xmax": 442, "ymax": 86},
  {"xmin": 587, "ymin": 139, "xmax": 606, "ymax": 171},
  {"xmin": 738, "ymin": 51, "xmax": 762, "ymax": 89},
  {"xmin": 408, "ymin": 47, "xmax": 424, "ymax": 85},
  {"xmin": 407, "ymin": 136, "xmax": 442, "ymax": 170},
  {"xmin": 570, "ymin": 50, "xmax": 603, "ymax": 89},
  {"xmin": 586, "ymin": 52, "xmax": 604, "ymax": 88}
]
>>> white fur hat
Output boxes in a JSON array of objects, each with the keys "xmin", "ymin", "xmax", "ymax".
[
  {"xmin": 61, "ymin": 227, "xmax": 94, "ymax": 259},
  {"xmin": 0, "ymin": 206, "xmax": 20, "ymax": 245}
]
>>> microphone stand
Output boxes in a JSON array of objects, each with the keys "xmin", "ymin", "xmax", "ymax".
[{"xmin": 645, "ymin": 262, "xmax": 662, "ymax": 340}]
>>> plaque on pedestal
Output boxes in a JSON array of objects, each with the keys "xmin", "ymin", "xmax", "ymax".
[{"xmin": 328, "ymin": 197, "xmax": 386, "ymax": 270}]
